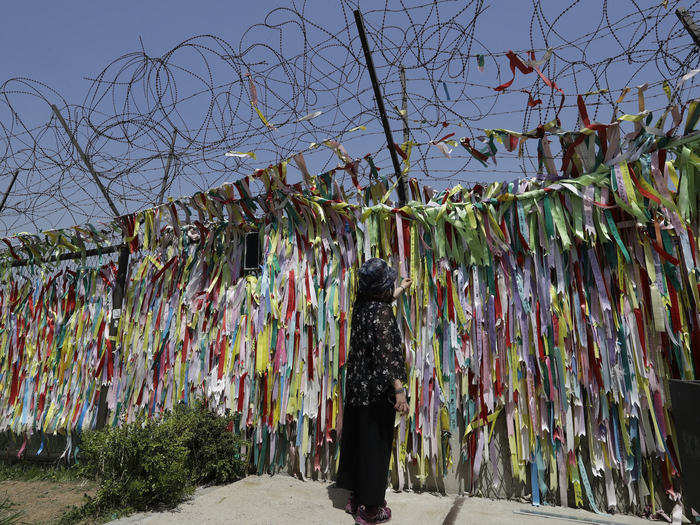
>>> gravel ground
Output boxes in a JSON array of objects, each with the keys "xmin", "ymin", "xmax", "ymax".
[{"xmin": 112, "ymin": 475, "xmax": 658, "ymax": 525}]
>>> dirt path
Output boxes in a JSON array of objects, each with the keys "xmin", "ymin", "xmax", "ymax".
[
  {"xmin": 112, "ymin": 475, "xmax": 656, "ymax": 525},
  {"xmin": 0, "ymin": 479, "xmax": 94, "ymax": 524}
]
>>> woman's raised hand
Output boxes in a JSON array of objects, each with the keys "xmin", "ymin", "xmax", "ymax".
[{"xmin": 393, "ymin": 277, "xmax": 413, "ymax": 299}]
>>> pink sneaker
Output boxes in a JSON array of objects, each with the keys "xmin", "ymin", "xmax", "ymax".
[
  {"xmin": 346, "ymin": 496, "xmax": 388, "ymax": 517},
  {"xmin": 355, "ymin": 504, "xmax": 391, "ymax": 524}
]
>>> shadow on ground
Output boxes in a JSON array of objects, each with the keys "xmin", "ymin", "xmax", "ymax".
[{"xmin": 326, "ymin": 483, "xmax": 350, "ymax": 511}]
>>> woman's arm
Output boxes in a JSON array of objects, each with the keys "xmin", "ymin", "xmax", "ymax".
[
  {"xmin": 393, "ymin": 379, "xmax": 409, "ymax": 415},
  {"xmin": 392, "ymin": 278, "xmax": 411, "ymax": 414},
  {"xmin": 374, "ymin": 307, "xmax": 409, "ymax": 414}
]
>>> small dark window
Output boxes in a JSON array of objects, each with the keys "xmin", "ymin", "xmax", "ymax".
[{"xmin": 243, "ymin": 231, "xmax": 261, "ymax": 274}]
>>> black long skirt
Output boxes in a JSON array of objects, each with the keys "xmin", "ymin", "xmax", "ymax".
[{"xmin": 336, "ymin": 400, "xmax": 395, "ymax": 507}]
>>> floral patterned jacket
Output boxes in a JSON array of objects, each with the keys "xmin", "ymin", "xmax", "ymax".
[{"xmin": 344, "ymin": 298, "xmax": 408, "ymax": 407}]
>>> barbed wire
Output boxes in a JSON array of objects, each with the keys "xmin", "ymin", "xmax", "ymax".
[{"xmin": 0, "ymin": 0, "xmax": 697, "ymax": 235}]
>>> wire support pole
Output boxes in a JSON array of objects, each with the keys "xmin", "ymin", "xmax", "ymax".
[
  {"xmin": 676, "ymin": 8, "xmax": 700, "ymax": 48},
  {"xmin": 353, "ymin": 9, "xmax": 408, "ymax": 206},
  {"xmin": 400, "ymin": 65, "xmax": 409, "ymax": 145},
  {"xmin": 50, "ymin": 104, "xmax": 122, "ymax": 217},
  {"xmin": 158, "ymin": 128, "xmax": 178, "ymax": 204},
  {"xmin": 0, "ymin": 170, "xmax": 19, "ymax": 214}
]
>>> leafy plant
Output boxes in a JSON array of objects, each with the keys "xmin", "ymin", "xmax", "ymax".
[
  {"xmin": 166, "ymin": 403, "xmax": 248, "ymax": 486},
  {"xmin": 79, "ymin": 415, "xmax": 191, "ymax": 514},
  {"xmin": 73, "ymin": 402, "xmax": 248, "ymax": 520}
]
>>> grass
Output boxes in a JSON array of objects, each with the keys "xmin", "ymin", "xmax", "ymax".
[
  {"xmin": 0, "ymin": 461, "xmax": 82, "ymax": 483},
  {"xmin": 0, "ymin": 496, "xmax": 22, "ymax": 525},
  {"xmin": 58, "ymin": 503, "xmax": 130, "ymax": 525}
]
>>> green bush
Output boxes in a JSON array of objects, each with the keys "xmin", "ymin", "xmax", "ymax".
[
  {"xmin": 167, "ymin": 403, "xmax": 248, "ymax": 485},
  {"xmin": 79, "ymin": 415, "xmax": 191, "ymax": 513},
  {"xmin": 77, "ymin": 402, "xmax": 248, "ymax": 517}
]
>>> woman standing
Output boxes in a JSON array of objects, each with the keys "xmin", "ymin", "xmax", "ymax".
[{"xmin": 336, "ymin": 258, "xmax": 411, "ymax": 525}]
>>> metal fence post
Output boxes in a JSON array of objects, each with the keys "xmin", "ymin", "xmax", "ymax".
[
  {"xmin": 354, "ymin": 9, "xmax": 408, "ymax": 206},
  {"xmin": 96, "ymin": 245, "xmax": 130, "ymax": 429}
]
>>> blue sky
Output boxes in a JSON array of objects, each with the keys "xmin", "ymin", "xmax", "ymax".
[{"xmin": 0, "ymin": 1, "xmax": 696, "ymax": 233}]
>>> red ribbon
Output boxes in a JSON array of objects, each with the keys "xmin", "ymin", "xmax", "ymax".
[
  {"xmin": 285, "ymin": 270, "xmax": 296, "ymax": 322},
  {"xmin": 494, "ymin": 51, "xmax": 534, "ymax": 92}
]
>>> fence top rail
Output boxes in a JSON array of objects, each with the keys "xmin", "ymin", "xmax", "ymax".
[{"xmin": 9, "ymin": 244, "xmax": 126, "ymax": 269}]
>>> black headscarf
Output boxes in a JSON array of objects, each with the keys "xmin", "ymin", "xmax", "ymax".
[{"xmin": 356, "ymin": 258, "xmax": 396, "ymax": 303}]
